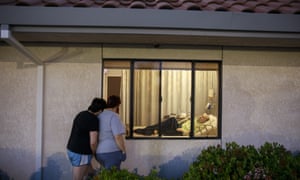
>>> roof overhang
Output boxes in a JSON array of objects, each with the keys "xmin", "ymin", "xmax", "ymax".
[{"xmin": 1, "ymin": 6, "xmax": 300, "ymax": 48}]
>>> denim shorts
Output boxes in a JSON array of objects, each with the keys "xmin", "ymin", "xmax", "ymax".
[
  {"xmin": 96, "ymin": 151, "xmax": 126, "ymax": 170},
  {"xmin": 67, "ymin": 150, "xmax": 92, "ymax": 167}
]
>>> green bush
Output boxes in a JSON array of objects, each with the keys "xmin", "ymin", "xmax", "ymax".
[
  {"xmin": 183, "ymin": 142, "xmax": 300, "ymax": 180},
  {"xmin": 92, "ymin": 142, "xmax": 299, "ymax": 180},
  {"xmin": 92, "ymin": 167, "xmax": 165, "ymax": 180},
  {"xmin": 92, "ymin": 168, "xmax": 140, "ymax": 180}
]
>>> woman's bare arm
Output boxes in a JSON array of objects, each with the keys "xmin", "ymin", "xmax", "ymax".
[
  {"xmin": 90, "ymin": 131, "xmax": 98, "ymax": 155},
  {"xmin": 114, "ymin": 134, "xmax": 126, "ymax": 153}
]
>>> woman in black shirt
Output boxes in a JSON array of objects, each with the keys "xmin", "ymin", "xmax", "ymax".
[{"xmin": 67, "ymin": 97, "xmax": 106, "ymax": 180}]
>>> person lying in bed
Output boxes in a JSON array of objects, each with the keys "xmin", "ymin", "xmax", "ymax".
[
  {"xmin": 134, "ymin": 114, "xmax": 184, "ymax": 136},
  {"xmin": 134, "ymin": 113, "xmax": 216, "ymax": 136},
  {"xmin": 176, "ymin": 113, "xmax": 217, "ymax": 136}
]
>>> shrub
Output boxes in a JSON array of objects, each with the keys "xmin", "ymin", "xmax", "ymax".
[
  {"xmin": 183, "ymin": 142, "xmax": 300, "ymax": 180},
  {"xmin": 92, "ymin": 167, "xmax": 165, "ymax": 180},
  {"xmin": 92, "ymin": 142, "xmax": 299, "ymax": 180},
  {"xmin": 92, "ymin": 167, "xmax": 140, "ymax": 180}
]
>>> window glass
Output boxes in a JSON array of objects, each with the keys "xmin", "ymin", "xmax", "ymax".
[
  {"xmin": 103, "ymin": 60, "xmax": 220, "ymax": 139},
  {"xmin": 194, "ymin": 63, "xmax": 219, "ymax": 137},
  {"xmin": 161, "ymin": 62, "xmax": 192, "ymax": 137},
  {"xmin": 133, "ymin": 61, "xmax": 160, "ymax": 137},
  {"xmin": 103, "ymin": 61, "xmax": 130, "ymax": 135}
]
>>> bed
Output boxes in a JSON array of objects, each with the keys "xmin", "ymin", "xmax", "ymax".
[{"xmin": 130, "ymin": 113, "xmax": 217, "ymax": 138}]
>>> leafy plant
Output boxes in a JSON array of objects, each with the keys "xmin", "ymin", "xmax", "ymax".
[
  {"xmin": 93, "ymin": 167, "xmax": 140, "ymax": 180},
  {"xmin": 92, "ymin": 143, "xmax": 300, "ymax": 180},
  {"xmin": 92, "ymin": 167, "xmax": 165, "ymax": 180},
  {"xmin": 183, "ymin": 142, "xmax": 300, "ymax": 180},
  {"xmin": 142, "ymin": 168, "xmax": 163, "ymax": 180},
  {"xmin": 258, "ymin": 142, "xmax": 299, "ymax": 179}
]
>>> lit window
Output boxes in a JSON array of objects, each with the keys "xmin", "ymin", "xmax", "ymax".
[{"xmin": 103, "ymin": 60, "xmax": 220, "ymax": 139}]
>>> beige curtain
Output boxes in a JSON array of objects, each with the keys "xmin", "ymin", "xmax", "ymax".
[
  {"xmin": 133, "ymin": 70, "xmax": 218, "ymax": 126},
  {"xmin": 194, "ymin": 71, "xmax": 218, "ymax": 116},
  {"xmin": 134, "ymin": 70, "xmax": 160, "ymax": 126},
  {"xmin": 106, "ymin": 68, "xmax": 218, "ymax": 127},
  {"xmin": 120, "ymin": 70, "xmax": 130, "ymax": 126},
  {"xmin": 161, "ymin": 70, "xmax": 191, "ymax": 117}
]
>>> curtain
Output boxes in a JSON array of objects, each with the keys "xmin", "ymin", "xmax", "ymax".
[
  {"xmin": 194, "ymin": 71, "xmax": 218, "ymax": 116},
  {"xmin": 133, "ymin": 70, "xmax": 218, "ymax": 126},
  {"xmin": 134, "ymin": 70, "xmax": 160, "ymax": 126},
  {"xmin": 161, "ymin": 70, "xmax": 191, "ymax": 117},
  {"xmin": 120, "ymin": 70, "xmax": 130, "ymax": 126}
]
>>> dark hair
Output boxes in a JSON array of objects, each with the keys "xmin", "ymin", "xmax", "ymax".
[
  {"xmin": 106, "ymin": 95, "xmax": 121, "ymax": 108},
  {"xmin": 88, "ymin": 97, "xmax": 107, "ymax": 113}
]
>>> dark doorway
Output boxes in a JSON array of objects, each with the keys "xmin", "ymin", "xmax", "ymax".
[{"xmin": 107, "ymin": 76, "xmax": 121, "ymax": 97}]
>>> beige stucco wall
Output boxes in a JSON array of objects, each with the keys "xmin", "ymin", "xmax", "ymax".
[
  {"xmin": 42, "ymin": 62, "xmax": 102, "ymax": 179},
  {"xmin": 222, "ymin": 48, "xmax": 300, "ymax": 151},
  {"xmin": 0, "ymin": 45, "xmax": 299, "ymax": 179},
  {"xmin": 0, "ymin": 46, "xmax": 102, "ymax": 179},
  {"xmin": 0, "ymin": 61, "xmax": 37, "ymax": 180}
]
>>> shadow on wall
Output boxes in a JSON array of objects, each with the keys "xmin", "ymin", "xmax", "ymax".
[
  {"xmin": 0, "ymin": 148, "xmax": 71, "ymax": 179},
  {"xmin": 30, "ymin": 152, "xmax": 71, "ymax": 180},
  {"xmin": 158, "ymin": 146, "xmax": 208, "ymax": 179},
  {"xmin": 132, "ymin": 146, "xmax": 203, "ymax": 180},
  {"xmin": 0, "ymin": 146, "xmax": 198, "ymax": 180},
  {"xmin": 0, "ymin": 148, "xmax": 36, "ymax": 180},
  {"xmin": 0, "ymin": 169, "xmax": 10, "ymax": 180},
  {"xmin": 37, "ymin": 150, "xmax": 194, "ymax": 180},
  {"xmin": 158, "ymin": 156, "xmax": 190, "ymax": 179}
]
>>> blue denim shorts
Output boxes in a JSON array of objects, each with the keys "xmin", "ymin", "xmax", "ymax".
[
  {"xmin": 67, "ymin": 150, "xmax": 92, "ymax": 167},
  {"xmin": 96, "ymin": 151, "xmax": 126, "ymax": 170}
]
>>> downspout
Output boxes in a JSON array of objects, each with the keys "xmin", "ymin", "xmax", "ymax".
[
  {"xmin": 1, "ymin": 24, "xmax": 44, "ymax": 180},
  {"xmin": 35, "ymin": 65, "xmax": 44, "ymax": 180}
]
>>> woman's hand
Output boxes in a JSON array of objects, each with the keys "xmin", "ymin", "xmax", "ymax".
[{"xmin": 121, "ymin": 151, "xmax": 127, "ymax": 161}]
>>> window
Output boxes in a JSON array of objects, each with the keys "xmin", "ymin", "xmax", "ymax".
[{"xmin": 103, "ymin": 60, "xmax": 221, "ymax": 139}]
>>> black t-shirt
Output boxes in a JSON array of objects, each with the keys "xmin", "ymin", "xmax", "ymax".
[{"xmin": 67, "ymin": 111, "xmax": 99, "ymax": 154}]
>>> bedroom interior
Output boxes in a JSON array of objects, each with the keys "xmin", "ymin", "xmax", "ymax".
[{"xmin": 103, "ymin": 60, "xmax": 219, "ymax": 138}]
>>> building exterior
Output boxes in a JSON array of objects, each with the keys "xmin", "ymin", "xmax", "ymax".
[{"xmin": 0, "ymin": 1, "xmax": 300, "ymax": 179}]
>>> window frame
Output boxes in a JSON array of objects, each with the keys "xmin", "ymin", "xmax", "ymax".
[{"xmin": 102, "ymin": 59, "xmax": 222, "ymax": 139}]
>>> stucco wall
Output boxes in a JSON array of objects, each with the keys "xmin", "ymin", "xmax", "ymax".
[
  {"xmin": 0, "ymin": 61, "xmax": 37, "ymax": 180},
  {"xmin": 0, "ymin": 45, "xmax": 299, "ymax": 180},
  {"xmin": 0, "ymin": 46, "xmax": 103, "ymax": 180},
  {"xmin": 222, "ymin": 48, "xmax": 300, "ymax": 151},
  {"xmin": 42, "ymin": 62, "xmax": 102, "ymax": 179}
]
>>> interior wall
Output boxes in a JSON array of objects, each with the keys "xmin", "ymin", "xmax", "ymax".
[{"xmin": 222, "ymin": 47, "xmax": 300, "ymax": 151}]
